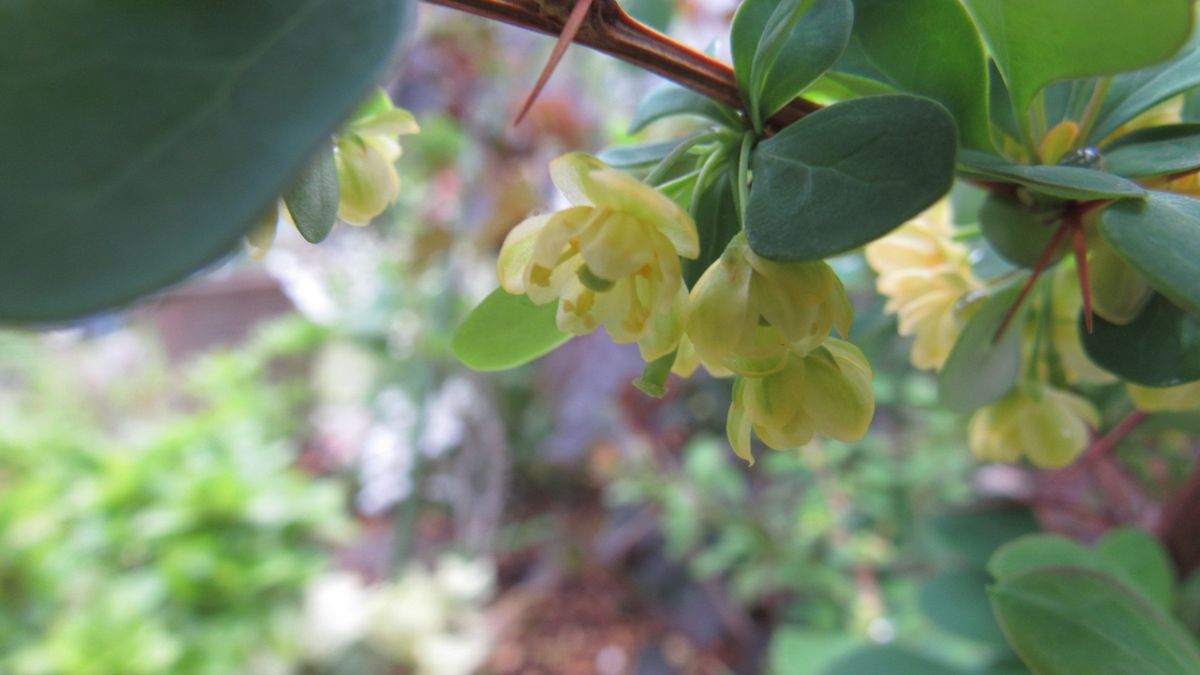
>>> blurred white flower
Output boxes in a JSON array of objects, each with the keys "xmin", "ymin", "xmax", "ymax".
[
  {"xmin": 302, "ymin": 572, "xmax": 371, "ymax": 661},
  {"xmin": 434, "ymin": 555, "xmax": 495, "ymax": 605}
]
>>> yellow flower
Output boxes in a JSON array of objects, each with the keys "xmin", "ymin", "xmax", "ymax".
[
  {"xmin": 497, "ymin": 152, "xmax": 699, "ymax": 361},
  {"xmin": 968, "ymin": 383, "xmax": 1099, "ymax": 468},
  {"xmin": 687, "ymin": 233, "xmax": 853, "ymax": 377},
  {"xmin": 865, "ymin": 199, "xmax": 982, "ymax": 371},
  {"xmin": 726, "ymin": 338, "xmax": 874, "ymax": 464},
  {"xmin": 334, "ymin": 89, "xmax": 419, "ymax": 226},
  {"xmin": 1127, "ymin": 381, "xmax": 1200, "ymax": 412}
]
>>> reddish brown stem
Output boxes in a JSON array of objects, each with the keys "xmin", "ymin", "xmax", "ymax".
[{"xmin": 421, "ymin": 0, "xmax": 819, "ymax": 129}]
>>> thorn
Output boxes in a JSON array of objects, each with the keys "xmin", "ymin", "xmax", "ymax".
[
  {"xmin": 993, "ymin": 220, "xmax": 1071, "ymax": 343},
  {"xmin": 513, "ymin": 0, "xmax": 595, "ymax": 127},
  {"xmin": 1070, "ymin": 218, "xmax": 1094, "ymax": 333}
]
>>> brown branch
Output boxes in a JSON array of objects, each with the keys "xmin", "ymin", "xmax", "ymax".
[{"xmin": 421, "ymin": 0, "xmax": 819, "ymax": 129}]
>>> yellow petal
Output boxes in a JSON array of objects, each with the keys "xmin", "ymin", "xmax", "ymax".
[
  {"xmin": 727, "ymin": 379, "xmax": 756, "ymax": 465},
  {"xmin": 497, "ymin": 214, "xmax": 551, "ymax": 294},
  {"xmin": 335, "ymin": 134, "xmax": 399, "ymax": 225},
  {"xmin": 578, "ymin": 213, "xmax": 654, "ymax": 281}
]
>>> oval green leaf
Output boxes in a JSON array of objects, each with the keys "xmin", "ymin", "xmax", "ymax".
[
  {"xmin": 958, "ymin": 150, "xmax": 1147, "ymax": 201},
  {"xmin": 628, "ymin": 84, "xmax": 743, "ymax": 134},
  {"xmin": 283, "ymin": 140, "xmax": 339, "ymax": 244},
  {"xmin": 745, "ymin": 95, "xmax": 957, "ymax": 261},
  {"xmin": 1081, "ymin": 293, "xmax": 1200, "ymax": 387},
  {"xmin": 1097, "ymin": 528, "xmax": 1176, "ymax": 612},
  {"xmin": 684, "ymin": 165, "xmax": 741, "ymax": 288},
  {"xmin": 938, "ymin": 282, "xmax": 1026, "ymax": 413},
  {"xmin": 1103, "ymin": 124, "xmax": 1200, "ymax": 178},
  {"xmin": 979, "ymin": 194, "xmax": 1067, "ymax": 269},
  {"xmin": 990, "ymin": 567, "xmax": 1200, "ymax": 675},
  {"xmin": 961, "ymin": 0, "xmax": 1194, "ymax": 117},
  {"xmin": 849, "ymin": 0, "xmax": 991, "ymax": 150},
  {"xmin": 452, "ymin": 288, "xmax": 571, "ymax": 371},
  {"xmin": 1099, "ymin": 191, "xmax": 1200, "ymax": 316},
  {"xmin": 731, "ymin": 0, "xmax": 852, "ymax": 127},
  {"xmin": 988, "ymin": 535, "xmax": 1102, "ymax": 580},
  {"xmin": 1090, "ymin": 36, "xmax": 1200, "ymax": 143},
  {"xmin": 0, "ymin": 1, "xmax": 407, "ymax": 323}
]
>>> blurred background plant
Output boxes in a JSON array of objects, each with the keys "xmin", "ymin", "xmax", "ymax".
[{"xmin": 2, "ymin": 2, "xmax": 1199, "ymax": 674}]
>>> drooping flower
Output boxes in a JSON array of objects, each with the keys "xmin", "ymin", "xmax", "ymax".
[
  {"xmin": 726, "ymin": 338, "xmax": 874, "ymax": 464},
  {"xmin": 865, "ymin": 199, "xmax": 982, "ymax": 371},
  {"xmin": 968, "ymin": 383, "xmax": 1100, "ymax": 468},
  {"xmin": 335, "ymin": 89, "xmax": 419, "ymax": 226},
  {"xmin": 687, "ymin": 233, "xmax": 853, "ymax": 377},
  {"xmin": 1127, "ymin": 381, "xmax": 1200, "ymax": 412},
  {"xmin": 497, "ymin": 152, "xmax": 699, "ymax": 360}
]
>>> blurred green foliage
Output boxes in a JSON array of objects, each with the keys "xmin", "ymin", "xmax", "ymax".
[{"xmin": 0, "ymin": 322, "xmax": 350, "ymax": 675}]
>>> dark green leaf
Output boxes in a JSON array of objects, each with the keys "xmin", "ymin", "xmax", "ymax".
[
  {"xmin": 1100, "ymin": 191, "xmax": 1200, "ymax": 316},
  {"xmin": 990, "ymin": 567, "xmax": 1200, "ymax": 675},
  {"xmin": 745, "ymin": 95, "xmax": 957, "ymax": 261},
  {"xmin": 0, "ymin": 0, "xmax": 408, "ymax": 322},
  {"xmin": 1090, "ymin": 37, "xmax": 1200, "ymax": 143},
  {"xmin": 1097, "ymin": 528, "xmax": 1176, "ymax": 613},
  {"xmin": 628, "ymin": 84, "xmax": 742, "ymax": 134},
  {"xmin": 1081, "ymin": 293, "xmax": 1200, "ymax": 387},
  {"xmin": 927, "ymin": 507, "xmax": 1039, "ymax": 567},
  {"xmin": 919, "ymin": 568, "xmax": 1009, "ymax": 646},
  {"xmin": 1103, "ymin": 124, "xmax": 1200, "ymax": 177},
  {"xmin": 959, "ymin": 150, "xmax": 1147, "ymax": 201},
  {"xmin": 684, "ymin": 166, "xmax": 740, "ymax": 287},
  {"xmin": 979, "ymin": 194, "xmax": 1067, "ymax": 269},
  {"xmin": 939, "ymin": 282, "xmax": 1026, "ymax": 413},
  {"xmin": 821, "ymin": 646, "xmax": 964, "ymax": 675},
  {"xmin": 849, "ymin": 0, "xmax": 991, "ymax": 149},
  {"xmin": 961, "ymin": 0, "xmax": 1194, "ymax": 116},
  {"xmin": 799, "ymin": 70, "xmax": 894, "ymax": 104},
  {"xmin": 283, "ymin": 141, "xmax": 339, "ymax": 244},
  {"xmin": 731, "ymin": 0, "xmax": 852, "ymax": 126},
  {"xmin": 452, "ymin": 288, "xmax": 571, "ymax": 371}
]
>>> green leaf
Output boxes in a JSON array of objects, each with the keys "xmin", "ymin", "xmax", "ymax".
[
  {"xmin": 1081, "ymin": 293, "xmax": 1200, "ymax": 387},
  {"xmin": 849, "ymin": 0, "xmax": 992, "ymax": 150},
  {"xmin": 1100, "ymin": 191, "xmax": 1200, "ymax": 317},
  {"xmin": 989, "ymin": 567, "xmax": 1200, "ymax": 675},
  {"xmin": 745, "ymin": 95, "xmax": 957, "ymax": 261},
  {"xmin": 979, "ymin": 194, "xmax": 1067, "ymax": 269},
  {"xmin": 989, "ymin": 535, "xmax": 1104, "ymax": 580},
  {"xmin": 452, "ymin": 289, "xmax": 571, "ymax": 371},
  {"xmin": 821, "ymin": 647, "xmax": 965, "ymax": 675},
  {"xmin": 684, "ymin": 166, "xmax": 741, "ymax": 287},
  {"xmin": 598, "ymin": 139, "xmax": 690, "ymax": 169},
  {"xmin": 961, "ymin": 0, "xmax": 1194, "ymax": 117},
  {"xmin": 767, "ymin": 628, "xmax": 860, "ymax": 675},
  {"xmin": 1097, "ymin": 528, "xmax": 1176, "ymax": 613},
  {"xmin": 1102, "ymin": 124, "xmax": 1200, "ymax": 178},
  {"xmin": 282, "ymin": 141, "xmax": 339, "ymax": 244},
  {"xmin": 1090, "ymin": 37, "xmax": 1200, "ymax": 143},
  {"xmin": 0, "ymin": 0, "xmax": 408, "ymax": 322},
  {"xmin": 731, "ymin": 0, "xmax": 852, "ymax": 127},
  {"xmin": 628, "ymin": 84, "xmax": 743, "ymax": 134},
  {"xmin": 958, "ymin": 150, "xmax": 1146, "ymax": 201},
  {"xmin": 927, "ymin": 507, "xmax": 1039, "ymax": 567},
  {"xmin": 799, "ymin": 69, "xmax": 894, "ymax": 104},
  {"xmin": 919, "ymin": 568, "xmax": 1009, "ymax": 646},
  {"xmin": 938, "ymin": 282, "xmax": 1026, "ymax": 413}
]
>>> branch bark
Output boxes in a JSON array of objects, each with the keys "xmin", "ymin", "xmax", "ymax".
[{"xmin": 421, "ymin": 0, "xmax": 819, "ymax": 129}]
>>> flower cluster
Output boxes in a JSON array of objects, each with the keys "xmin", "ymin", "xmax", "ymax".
[
  {"xmin": 864, "ymin": 199, "xmax": 982, "ymax": 371},
  {"xmin": 496, "ymin": 153, "xmax": 872, "ymax": 462}
]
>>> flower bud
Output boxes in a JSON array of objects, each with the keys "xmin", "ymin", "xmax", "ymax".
[
  {"xmin": 726, "ymin": 338, "xmax": 874, "ymax": 464},
  {"xmin": 688, "ymin": 234, "xmax": 852, "ymax": 377},
  {"xmin": 334, "ymin": 90, "xmax": 419, "ymax": 226}
]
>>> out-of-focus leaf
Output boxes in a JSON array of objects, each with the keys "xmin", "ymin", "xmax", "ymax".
[
  {"xmin": 939, "ymin": 282, "xmax": 1025, "ymax": 413},
  {"xmin": 1081, "ymin": 293, "xmax": 1200, "ymax": 387},
  {"xmin": 452, "ymin": 288, "xmax": 570, "ymax": 371}
]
